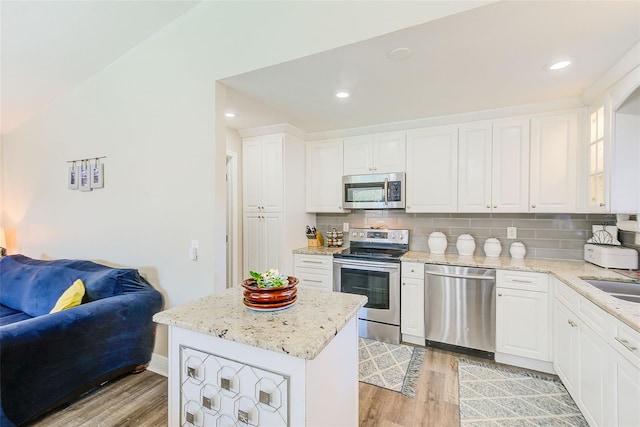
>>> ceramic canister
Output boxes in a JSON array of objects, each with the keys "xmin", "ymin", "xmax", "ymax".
[
  {"xmin": 483, "ymin": 237, "xmax": 502, "ymax": 257},
  {"xmin": 428, "ymin": 231, "xmax": 448, "ymax": 254},
  {"xmin": 456, "ymin": 234, "xmax": 476, "ymax": 256},
  {"xmin": 510, "ymin": 241, "xmax": 526, "ymax": 259}
]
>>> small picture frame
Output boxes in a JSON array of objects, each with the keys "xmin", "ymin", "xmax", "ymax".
[
  {"xmin": 79, "ymin": 161, "xmax": 92, "ymax": 192},
  {"xmin": 90, "ymin": 159, "xmax": 104, "ymax": 189},
  {"xmin": 67, "ymin": 163, "xmax": 79, "ymax": 190}
]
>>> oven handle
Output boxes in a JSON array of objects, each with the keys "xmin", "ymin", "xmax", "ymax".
[{"xmin": 333, "ymin": 258, "xmax": 400, "ymax": 270}]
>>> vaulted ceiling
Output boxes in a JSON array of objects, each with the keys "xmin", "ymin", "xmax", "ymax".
[{"xmin": 222, "ymin": 1, "xmax": 640, "ymax": 133}]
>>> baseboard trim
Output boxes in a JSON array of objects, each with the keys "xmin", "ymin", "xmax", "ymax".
[
  {"xmin": 495, "ymin": 352, "xmax": 555, "ymax": 375},
  {"xmin": 148, "ymin": 353, "xmax": 168, "ymax": 377}
]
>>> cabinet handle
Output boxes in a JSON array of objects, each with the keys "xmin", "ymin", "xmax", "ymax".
[
  {"xmin": 599, "ymin": 203, "xmax": 606, "ymax": 207},
  {"xmin": 302, "ymin": 260, "xmax": 322, "ymax": 264},
  {"xmin": 531, "ymin": 204, "xmax": 536, "ymax": 209},
  {"xmin": 512, "ymin": 279, "xmax": 533, "ymax": 284},
  {"xmin": 568, "ymin": 319, "xmax": 577, "ymax": 327},
  {"xmin": 615, "ymin": 337, "xmax": 638, "ymax": 352},
  {"xmin": 304, "ymin": 279, "xmax": 323, "ymax": 283}
]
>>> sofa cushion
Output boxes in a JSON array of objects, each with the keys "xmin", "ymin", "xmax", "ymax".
[
  {"xmin": 0, "ymin": 255, "xmax": 139, "ymax": 317},
  {"xmin": 0, "ymin": 304, "xmax": 32, "ymax": 327},
  {"xmin": 49, "ymin": 279, "xmax": 85, "ymax": 313}
]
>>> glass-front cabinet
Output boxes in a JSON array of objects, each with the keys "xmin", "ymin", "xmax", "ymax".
[{"xmin": 587, "ymin": 104, "xmax": 609, "ymax": 212}]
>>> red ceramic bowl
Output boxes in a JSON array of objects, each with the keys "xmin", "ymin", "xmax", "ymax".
[{"xmin": 242, "ymin": 276, "xmax": 299, "ymax": 305}]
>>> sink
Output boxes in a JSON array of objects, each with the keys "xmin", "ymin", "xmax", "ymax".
[{"xmin": 582, "ymin": 279, "xmax": 640, "ymax": 304}]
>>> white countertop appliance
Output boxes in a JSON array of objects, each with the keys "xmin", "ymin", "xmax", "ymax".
[{"xmin": 584, "ymin": 243, "xmax": 638, "ymax": 270}]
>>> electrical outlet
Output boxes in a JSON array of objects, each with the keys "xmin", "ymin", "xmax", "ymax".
[
  {"xmin": 507, "ymin": 227, "xmax": 517, "ymax": 239},
  {"xmin": 343, "ymin": 222, "xmax": 350, "ymax": 232}
]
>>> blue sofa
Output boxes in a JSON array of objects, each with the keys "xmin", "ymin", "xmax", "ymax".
[{"xmin": 0, "ymin": 255, "xmax": 163, "ymax": 426}]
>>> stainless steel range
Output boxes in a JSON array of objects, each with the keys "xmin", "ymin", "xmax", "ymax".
[{"xmin": 333, "ymin": 228, "xmax": 409, "ymax": 344}]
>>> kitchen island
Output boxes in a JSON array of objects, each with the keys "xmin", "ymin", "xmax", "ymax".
[{"xmin": 153, "ymin": 286, "xmax": 367, "ymax": 427}]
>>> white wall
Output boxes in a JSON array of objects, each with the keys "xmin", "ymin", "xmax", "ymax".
[{"xmin": 0, "ymin": 1, "xmax": 489, "ymax": 357}]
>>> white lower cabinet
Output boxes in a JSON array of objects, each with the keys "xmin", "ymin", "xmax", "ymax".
[
  {"xmin": 553, "ymin": 279, "xmax": 640, "ymax": 427},
  {"xmin": 400, "ymin": 262, "xmax": 424, "ymax": 345},
  {"xmin": 293, "ymin": 254, "xmax": 333, "ymax": 291},
  {"xmin": 495, "ymin": 270, "xmax": 552, "ymax": 372}
]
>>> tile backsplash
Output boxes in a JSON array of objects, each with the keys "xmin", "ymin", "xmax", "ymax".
[{"xmin": 316, "ymin": 212, "xmax": 617, "ymax": 261}]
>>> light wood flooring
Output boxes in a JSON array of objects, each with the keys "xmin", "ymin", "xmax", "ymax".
[{"xmin": 27, "ymin": 347, "xmax": 471, "ymax": 427}]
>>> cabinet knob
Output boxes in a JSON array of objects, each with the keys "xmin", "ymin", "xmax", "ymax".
[
  {"xmin": 493, "ymin": 205, "xmax": 497, "ymax": 209},
  {"xmin": 531, "ymin": 205, "xmax": 536, "ymax": 209},
  {"xmin": 498, "ymin": 293, "xmax": 502, "ymax": 297},
  {"xmin": 568, "ymin": 319, "xmax": 577, "ymax": 328},
  {"xmin": 402, "ymin": 282, "xmax": 406, "ymax": 286},
  {"xmin": 599, "ymin": 203, "xmax": 606, "ymax": 207},
  {"xmin": 486, "ymin": 205, "xmax": 491, "ymax": 209}
]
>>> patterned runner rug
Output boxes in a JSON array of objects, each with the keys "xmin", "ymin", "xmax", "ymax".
[
  {"xmin": 458, "ymin": 359, "xmax": 588, "ymax": 426},
  {"xmin": 358, "ymin": 338, "xmax": 426, "ymax": 398}
]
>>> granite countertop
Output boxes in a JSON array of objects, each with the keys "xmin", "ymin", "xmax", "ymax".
[
  {"xmin": 402, "ymin": 251, "xmax": 640, "ymax": 333},
  {"xmin": 292, "ymin": 246, "xmax": 347, "ymax": 255},
  {"xmin": 153, "ymin": 286, "xmax": 367, "ymax": 360}
]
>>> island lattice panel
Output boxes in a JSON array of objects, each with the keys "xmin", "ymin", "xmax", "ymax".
[{"xmin": 180, "ymin": 346, "xmax": 289, "ymax": 427}]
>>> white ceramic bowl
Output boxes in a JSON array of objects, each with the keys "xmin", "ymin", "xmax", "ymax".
[
  {"xmin": 456, "ymin": 234, "xmax": 476, "ymax": 256},
  {"xmin": 428, "ymin": 231, "xmax": 448, "ymax": 254},
  {"xmin": 483, "ymin": 237, "xmax": 502, "ymax": 257},
  {"xmin": 510, "ymin": 241, "xmax": 526, "ymax": 259}
]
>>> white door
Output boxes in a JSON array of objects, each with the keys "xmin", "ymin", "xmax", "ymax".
[
  {"xmin": 405, "ymin": 126, "xmax": 458, "ymax": 212},
  {"xmin": 243, "ymin": 213, "xmax": 263, "ymax": 274},
  {"xmin": 578, "ymin": 323, "xmax": 610, "ymax": 427},
  {"xmin": 260, "ymin": 135, "xmax": 284, "ymax": 212},
  {"xmin": 306, "ymin": 139, "xmax": 346, "ymax": 213},
  {"xmin": 343, "ymin": 135, "xmax": 373, "ymax": 175},
  {"xmin": 492, "ymin": 118, "xmax": 530, "ymax": 212},
  {"xmin": 530, "ymin": 112, "xmax": 578, "ymax": 212},
  {"xmin": 400, "ymin": 277, "xmax": 425, "ymax": 338},
  {"xmin": 373, "ymin": 131, "xmax": 406, "ymax": 173},
  {"xmin": 458, "ymin": 123, "xmax": 492, "ymax": 212},
  {"xmin": 553, "ymin": 301, "xmax": 579, "ymax": 391},
  {"xmin": 496, "ymin": 288, "xmax": 550, "ymax": 361},
  {"xmin": 243, "ymin": 137, "xmax": 263, "ymax": 212}
]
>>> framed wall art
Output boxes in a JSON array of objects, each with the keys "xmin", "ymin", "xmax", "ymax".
[
  {"xmin": 79, "ymin": 160, "xmax": 92, "ymax": 192},
  {"xmin": 91, "ymin": 158, "xmax": 104, "ymax": 189},
  {"xmin": 67, "ymin": 162, "xmax": 79, "ymax": 190}
]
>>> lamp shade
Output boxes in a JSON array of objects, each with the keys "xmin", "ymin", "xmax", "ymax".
[{"xmin": 0, "ymin": 228, "xmax": 6, "ymax": 248}]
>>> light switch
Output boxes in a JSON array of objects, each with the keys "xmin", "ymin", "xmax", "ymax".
[
  {"xmin": 343, "ymin": 222, "xmax": 350, "ymax": 232},
  {"xmin": 189, "ymin": 240, "xmax": 199, "ymax": 261},
  {"xmin": 507, "ymin": 227, "xmax": 517, "ymax": 239}
]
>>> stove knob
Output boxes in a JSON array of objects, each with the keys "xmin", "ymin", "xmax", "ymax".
[
  {"xmin": 352, "ymin": 232, "xmax": 357, "ymax": 238},
  {"xmin": 390, "ymin": 233, "xmax": 396, "ymax": 239},
  {"xmin": 359, "ymin": 232, "xmax": 365, "ymax": 238}
]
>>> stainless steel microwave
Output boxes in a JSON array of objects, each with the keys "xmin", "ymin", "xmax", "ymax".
[{"xmin": 342, "ymin": 172, "xmax": 406, "ymax": 209}]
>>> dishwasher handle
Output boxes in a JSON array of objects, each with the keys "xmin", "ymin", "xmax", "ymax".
[{"xmin": 425, "ymin": 270, "xmax": 495, "ymax": 281}]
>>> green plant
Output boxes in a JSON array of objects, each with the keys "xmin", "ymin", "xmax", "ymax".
[{"xmin": 249, "ymin": 269, "xmax": 289, "ymax": 288}]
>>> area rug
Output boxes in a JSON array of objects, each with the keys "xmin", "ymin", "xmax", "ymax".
[
  {"xmin": 358, "ymin": 338, "xmax": 426, "ymax": 398},
  {"xmin": 458, "ymin": 359, "xmax": 588, "ymax": 426}
]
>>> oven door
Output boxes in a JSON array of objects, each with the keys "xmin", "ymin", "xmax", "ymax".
[{"xmin": 333, "ymin": 258, "xmax": 400, "ymax": 325}]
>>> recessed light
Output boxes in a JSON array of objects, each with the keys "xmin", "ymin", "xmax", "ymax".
[
  {"xmin": 549, "ymin": 60, "xmax": 571, "ymax": 70},
  {"xmin": 335, "ymin": 91, "xmax": 350, "ymax": 99},
  {"xmin": 388, "ymin": 47, "xmax": 412, "ymax": 61},
  {"xmin": 225, "ymin": 112, "xmax": 236, "ymax": 118}
]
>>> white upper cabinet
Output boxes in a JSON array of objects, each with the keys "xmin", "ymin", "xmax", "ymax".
[
  {"xmin": 610, "ymin": 70, "xmax": 640, "ymax": 214},
  {"xmin": 243, "ymin": 134, "xmax": 284, "ymax": 212},
  {"xmin": 586, "ymin": 103, "xmax": 609, "ymax": 212},
  {"xmin": 405, "ymin": 126, "xmax": 458, "ymax": 212},
  {"xmin": 492, "ymin": 118, "xmax": 530, "ymax": 212},
  {"xmin": 458, "ymin": 119, "xmax": 529, "ymax": 212},
  {"xmin": 530, "ymin": 111, "xmax": 578, "ymax": 212},
  {"xmin": 306, "ymin": 139, "xmax": 348, "ymax": 213},
  {"xmin": 458, "ymin": 123, "xmax": 493, "ymax": 212},
  {"xmin": 343, "ymin": 131, "xmax": 405, "ymax": 175}
]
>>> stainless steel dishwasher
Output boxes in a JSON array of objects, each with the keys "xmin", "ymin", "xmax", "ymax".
[{"xmin": 424, "ymin": 264, "xmax": 496, "ymax": 358}]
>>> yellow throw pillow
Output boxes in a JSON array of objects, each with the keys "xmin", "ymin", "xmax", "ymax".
[{"xmin": 50, "ymin": 279, "xmax": 86, "ymax": 313}]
